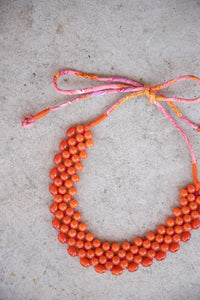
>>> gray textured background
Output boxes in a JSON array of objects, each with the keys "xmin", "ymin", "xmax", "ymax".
[{"xmin": 1, "ymin": 0, "xmax": 200, "ymax": 299}]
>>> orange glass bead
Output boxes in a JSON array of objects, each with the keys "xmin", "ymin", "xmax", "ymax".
[
  {"xmin": 68, "ymin": 229, "xmax": 77, "ymax": 238},
  {"xmin": 84, "ymin": 131, "xmax": 93, "ymax": 140},
  {"xmin": 79, "ymin": 150, "xmax": 88, "ymax": 159},
  {"xmin": 58, "ymin": 202, "xmax": 67, "ymax": 211},
  {"xmin": 71, "ymin": 174, "xmax": 80, "ymax": 183},
  {"xmin": 151, "ymin": 241, "xmax": 160, "ymax": 251},
  {"xmin": 187, "ymin": 184, "xmax": 195, "ymax": 193},
  {"xmin": 112, "ymin": 255, "xmax": 120, "ymax": 265},
  {"xmin": 105, "ymin": 250, "xmax": 114, "ymax": 259},
  {"xmin": 78, "ymin": 223, "xmax": 87, "ymax": 231},
  {"xmin": 182, "ymin": 206, "xmax": 190, "ymax": 215},
  {"xmin": 128, "ymin": 262, "xmax": 139, "ymax": 272},
  {"xmin": 93, "ymin": 239, "xmax": 101, "ymax": 248},
  {"xmin": 80, "ymin": 257, "xmax": 90, "ymax": 268},
  {"xmin": 179, "ymin": 189, "xmax": 188, "ymax": 197},
  {"xmin": 143, "ymin": 239, "xmax": 151, "ymax": 249},
  {"xmin": 64, "ymin": 159, "xmax": 72, "ymax": 168},
  {"xmin": 141, "ymin": 257, "xmax": 153, "ymax": 267},
  {"xmin": 85, "ymin": 232, "xmax": 94, "ymax": 242},
  {"xmin": 157, "ymin": 225, "xmax": 166, "ymax": 235},
  {"xmin": 191, "ymin": 219, "xmax": 200, "ymax": 229},
  {"xmin": 58, "ymin": 232, "xmax": 67, "ymax": 244},
  {"xmin": 196, "ymin": 196, "xmax": 200, "ymax": 205},
  {"xmin": 64, "ymin": 180, "xmax": 73, "ymax": 188},
  {"xmin": 55, "ymin": 210, "xmax": 64, "ymax": 220},
  {"xmin": 68, "ymin": 238, "xmax": 76, "ymax": 246},
  {"xmin": 65, "ymin": 209, "xmax": 74, "ymax": 221},
  {"xmin": 52, "ymin": 218, "xmax": 61, "ymax": 229},
  {"xmin": 190, "ymin": 210, "xmax": 199, "ymax": 219},
  {"xmin": 54, "ymin": 195, "xmax": 63, "ymax": 203},
  {"xmin": 179, "ymin": 197, "xmax": 188, "ymax": 206},
  {"xmin": 160, "ymin": 243, "xmax": 169, "ymax": 252},
  {"xmin": 189, "ymin": 201, "xmax": 198, "ymax": 210},
  {"xmin": 134, "ymin": 255, "xmax": 142, "ymax": 264},
  {"xmin": 169, "ymin": 242, "xmax": 180, "ymax": 253},
  {"xmin": 50, "ymin": 202, "xmax": 58, "ymax": 214},
  {"xmin": 111, "ymin": 243, "xmax": 120, "ymax": 252},
  {"xmin": 122, "ymin": 241, "xmax": 130, "ymax": 251},
  {"xmin": 63, "ymin": 215, "xmax": 71, "ymax": 224},
  {"xmin": 139, "ymin": 247, "xmax": 147, "ymax": 256},
  {"xmin": 67, "ymin": 167, "xmax": 76, "ymax": 175},
  {"xmin": 54, "ymin": 153, "xmax": 62, "ymax": 165},
  {"xmin": 77, "ymin": 231, "xmax": 85, "ymax": 240},
  {"xmin": 66, "ymin": 127, "xmax": 76, "ymax": 138},
  {"xmin": 69, "ymin": 199, "xmax": 78, "ymax": 208},
  {"xmin": 60, "ymin": 224, "xmax": 69, "ymax": 233},
  {"xmin": 62, "ymin": 150, "xmax": 70, "ymax": 159},
  {"xmin": 126, "ymin": 252, "xmax": 134, "ymax": 262},
  {"xmin": 76, "ymin": 125, "xmax": 84, "ymax": 134},
  {"xmin": 54, "ymin": 178, "xmax": 63, "ymax": 187},
  {"xmin": 76, "ymin": 240, "xmax": 84, "ymax": 249},
  {"xmin": 166, "ymin": 226, "xmax": 174, "ymax": 236},
  {"xmin": 75, "ymin": 162, "xmax": 83, "ymax": 171},
  {"xmin": 68, "ymin": 137, "xmax": 76, "ymax": 146},
  {"xmin": 111, "ymin": 266, "xmax": 123, "ymax": 276},
  {"xmin": 99, "ymin": 255, "xmax": 107, "ymax": 264},
  {"xmin": 155, "ymin": 234, "xmax": 164, "ymax": 244},
  {"xmin": 85, "ymin": 139, "xmax": 94, "ymax": 148},
  {"xmin": 77, "ymin": 142, "xmax": 86, "ymax": 151},
  {"xmin": 70, "ymin": 220, "xmax": 78, "ymax": 229},
  {"xmin": 71, "ymin": 154, "xmax": 79, "ymax": 163},
  {"xmin": 91, "ymin": 257, "xmax": 99, "ymax": 266},
  {"xmin": 174, "ymin": 225, "xmax": 183, "ymax": 234},
  {"xmin": 146, "ymin": 232, "xmax": 155, "ymax": 241},
  {"xmin": 134, "ymin": 237, "xmax": 143, "ymax": 247},
  {"xmin": 166, "ymin": 218, "xmax": 175, "ymax": 227},
  {"xmin": 60, "ymin": 172, "xmax": 69, "ymax": 181},
  {"xmin": 69, "ymin": 187, "xmax": 77, "ymax": 196},
  {"xmin": 58, "ymin": 186, "xmax": 67, "ymax": 195},
  {"xmin": 78, "ymin": 249, "xmax": 86, "ymax": 258},
  {"xmin": 95, "ymin": 264, "xmax": 106, "ymax": 274},
  {"xmin": 120, "ymin": 260, "xmax": 128, "ymax": 269},
  {"xmin": 84, "ymin": 241, "xmax": 92, "ymax": 250},
  {"xmin": 155, "ymin": 251, "xmax": 166, "ymax": 261},
  {"xmin": 57, "ymin": 163, "xmax": 65, "ymax": 173},
  {"xmin": 175, "ymin": 216, "xmax": 183, "ymax": 226},
  {"xmin": 172, "ymin": 234, "xmax": 181, "ymax": 243},
  {"xmin": 118, "ymin": 249, "xmax": 126, "ymax": 258},
  {"xmin": 49, "ymin": 184, "xmax": 58, "ymax": 196},
  {"xmin": 164, "ymin": 235, "xmax": 172, "ymax": 244},
  {"xmin": 130, "ymin": 245, "xmax": 138, "ymax": 254},
  {"xmin": 59, "ymin": 140, "xmax": 68, "ymax": 151},
  {"xmin": 73, "ymin": 212, "xmax": 82, "ymax": 221},
  {"xmin": 87, "ymin": 249, "xmax": 95, "ymax": 259},
  {"xmin": 69, "ymin": 146, "xmax": 78, "ymax": 155},
  {"xmin": 76, "ymin": 134, "xmax": 84, "ymax": 143},
  {"xmin": 181, "ymin": 231, "xmax": 191, "ymax": 242},
  {"xmin": 105, "ymin": 261, "xmax": 113, "ymax": 270},
  {"xmin": 187, "ymin": 193, "xmax": 195, "ymax": 202},
  {"xmin": 147, "ymin": 249, "xmax": 155, "ymax": 258},
  {"xmin": 63, "ymin": 194, "xmax": 71, "ymax": 203},
  {"xmin": 67, "ymin": 246, "xmax": 77, "ymax": 257},
  {"xmin": 95, "ymin": 247, "xmax": 104, "ymax": 257},
  {"xmin": 183, "ymin": 223, "xmax": 192, "ymax": 232},
  {"xmin": 173, "ymin": 207, "xmax": 182, "ymax": 217},
  {"xmin": 102, "ymin": 242, "xmax": 110, "ymax": 251},
  {"xmin": 50, "ymin": 168, "xmax": 58, "ymax": 180},
  {"xmin": 183, "ymin": 214, "xmax": 192, "ymax": 223}
]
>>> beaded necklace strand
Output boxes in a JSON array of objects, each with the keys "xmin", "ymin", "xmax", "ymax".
[{"xmin": 22, "ymin": 70, "xmax": 200, "ymax": 275}]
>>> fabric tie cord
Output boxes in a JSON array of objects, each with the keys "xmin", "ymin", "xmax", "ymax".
[{"xmin": 22, "ymin": 70, "xmax": 200, "ymax": 190}]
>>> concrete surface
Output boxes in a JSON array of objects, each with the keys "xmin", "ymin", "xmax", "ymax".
[{"xmin": 1, "ymin": 0, "xmax": 200, "ymax": 299}]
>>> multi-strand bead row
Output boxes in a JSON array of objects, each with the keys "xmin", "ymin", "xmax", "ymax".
[{"xmin": 49, "ymin": 125, "xmax": 200, "ymax": 276}]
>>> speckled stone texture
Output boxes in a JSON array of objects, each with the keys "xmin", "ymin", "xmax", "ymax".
[{"xmin": 1, "ymin": 0, "xmax": 200, "ymax": 299}]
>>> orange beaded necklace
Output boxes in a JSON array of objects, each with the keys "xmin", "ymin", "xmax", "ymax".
[{"xmin": 22, "ymin": 70, "xmax": 200, "ymax": 276}]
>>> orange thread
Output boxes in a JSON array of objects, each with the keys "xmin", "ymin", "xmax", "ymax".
[{"xmin": 34, "ymin": 108, "xmax": 50, "ymax": 120}]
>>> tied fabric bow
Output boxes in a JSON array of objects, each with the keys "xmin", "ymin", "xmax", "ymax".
[{"xmin": 21, "ymin": 70, "xmax": 200, "ymax": 188}]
